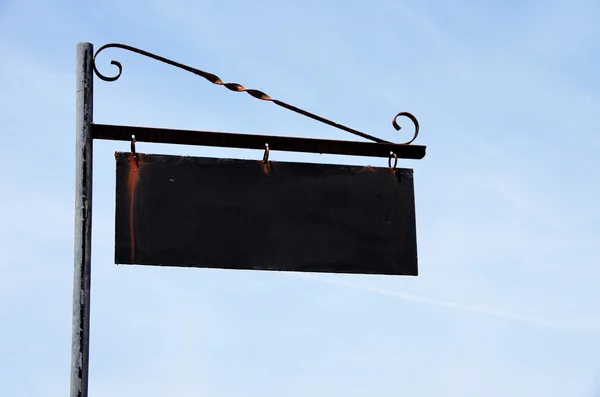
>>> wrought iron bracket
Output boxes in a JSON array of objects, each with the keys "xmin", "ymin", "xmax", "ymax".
[
  {"xmin": 71, "ymin": 41, "xmax": 426, "ymax": 397},
  {"xmin": 91, "ymin": 43, "xmax": 426, "ymax": 159}
]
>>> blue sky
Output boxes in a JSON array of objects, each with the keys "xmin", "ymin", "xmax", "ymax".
[{"xmin": 1, "ymin": 0, "xmax": 600, "ymax": 395}]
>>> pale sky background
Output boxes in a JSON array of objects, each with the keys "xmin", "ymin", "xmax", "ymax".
[{"xmin": 1, "ymin": 0, "xmax": 600, "ymax": 396}]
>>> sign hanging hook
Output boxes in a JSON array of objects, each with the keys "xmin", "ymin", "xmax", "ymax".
[
  {"xmin": 262, "ymin": 143, "xmax": 271, "ymax": 173},
  {"xmin": 130, "ymin": 134, "xmax": 137, "ymax": 158},
  {"xmin": 388, "ymin": 152, "xmax": 398, "ymax": 173},
  {"xmin": 130, "ymin": 134, "xmax": 140, "ymax": 167},
  {"xmin": 263, "ymin": 143, "xmax": 270, "ymax": 163}
]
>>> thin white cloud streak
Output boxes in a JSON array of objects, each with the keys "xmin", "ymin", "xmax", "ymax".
[{"xmin": 294, "ymin": 273, "xmax": 600, "ymax": 333}]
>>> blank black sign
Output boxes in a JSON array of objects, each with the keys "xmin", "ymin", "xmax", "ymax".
[{"xmin": 114, "ymin": 152, "xmax": 418, "ymax": 276}]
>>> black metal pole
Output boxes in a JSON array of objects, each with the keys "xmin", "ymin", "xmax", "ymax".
[{"xmin": 71, "ymin": 42, "xmax": 94, "ymax": 397}]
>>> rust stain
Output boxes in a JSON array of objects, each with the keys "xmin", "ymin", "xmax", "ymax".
[
  {"xmin": 127, "ymin": 153, "xmax": 141, "ymax": 262},
  {"xmin": 259, "ymin": 159, "xmax": 272, "ymax": 174},
  {"xmin": 263, "ymin": 162, "xmax": 271, "ymax": 174}
]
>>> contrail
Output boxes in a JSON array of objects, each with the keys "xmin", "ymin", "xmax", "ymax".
[{"xmin": 292, "ymin": 273, "xmax": 599, "ymax": 333}]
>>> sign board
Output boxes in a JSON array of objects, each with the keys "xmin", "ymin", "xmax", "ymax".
[{"xmin": 114, "ymin": 152, "xmax": 419, "ymax": 275}]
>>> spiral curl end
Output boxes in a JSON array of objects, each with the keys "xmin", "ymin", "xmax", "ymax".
[{"xmin": 392, "ymin": 112, "xmax": 420, "ymax": 145}]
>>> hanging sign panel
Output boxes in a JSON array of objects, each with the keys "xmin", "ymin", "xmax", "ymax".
[{"xmin": 114, "ymin": 152, "xmax": 419, "ymax": 276}]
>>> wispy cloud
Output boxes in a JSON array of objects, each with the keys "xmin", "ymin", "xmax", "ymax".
[{"xmin": 295, "ymin": 273, "xmax": 600, "ymax": 333}]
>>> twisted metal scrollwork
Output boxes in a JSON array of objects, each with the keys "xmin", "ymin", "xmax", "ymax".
[{"xmin": 93, "ymin": 43, "xmax": 420, "ymax": 145}]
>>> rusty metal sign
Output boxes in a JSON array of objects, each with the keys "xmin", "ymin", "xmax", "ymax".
[{"xmin": 114, "ymin": 152, "xmax": 419, "ymax": 275}]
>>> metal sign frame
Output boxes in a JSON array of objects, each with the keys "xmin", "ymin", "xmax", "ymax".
[{"xmin": 71, "ymin": 42, "xmax": 427, "ymax": 397}]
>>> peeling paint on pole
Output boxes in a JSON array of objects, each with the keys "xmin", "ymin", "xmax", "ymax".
[{"xmin": 71, "ymin": 42, "xmax": 93, "ymax": 397}]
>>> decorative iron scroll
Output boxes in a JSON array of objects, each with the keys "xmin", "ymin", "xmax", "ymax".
[{"xmin": 92, "ymin": 43, "xmax": 420, "ymax": 145}]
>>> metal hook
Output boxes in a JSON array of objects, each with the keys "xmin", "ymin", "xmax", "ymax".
[
  {"xmin": 388, "ymin": 152, "xmax": 398, "ymax": 172},
  {"xmin": 263, "ymin": 143, "xmax": 270, "ymax": 163},
  {"xmin": 130, "ymin": 134, "xmax": 137, "ymax": 158},
  {"xmin": 262, "ymin": 143, "xmax": 271, "ymax": 173}
]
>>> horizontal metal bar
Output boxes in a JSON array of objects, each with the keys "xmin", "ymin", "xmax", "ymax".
[{"xmin": 91, "ymin": 123, "xmax": 426, "ymax": 159}]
